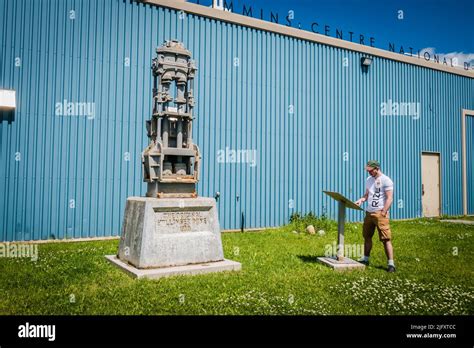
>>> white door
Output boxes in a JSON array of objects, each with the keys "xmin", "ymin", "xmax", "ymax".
[{"xmin": 421, "ymin": 153, "xmax": 441, "ymax": 217}]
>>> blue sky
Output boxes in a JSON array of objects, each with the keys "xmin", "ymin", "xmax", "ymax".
[{"xmin": 189, "ymin": 0, "xmax": 474, "ymax": 67}]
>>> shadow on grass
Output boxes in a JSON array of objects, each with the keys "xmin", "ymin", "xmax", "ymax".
[
  {"xmin": 373, "ymin": 265, "xmax": 389, "ymax": 272},
  {"xmin": 297, "ymin": 255, "xmax": 322, "ymax": 263}
]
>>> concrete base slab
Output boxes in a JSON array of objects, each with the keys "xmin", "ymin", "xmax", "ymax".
[
  {"xmin": 106, "ymin": 255, "xmax": 241, "ymax": 279},
  {"xmin": 317, "ymin": 256, "xmax": 365, "ymax": 271}
]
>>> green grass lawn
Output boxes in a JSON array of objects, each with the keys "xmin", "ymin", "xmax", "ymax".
[{"xmin": 0, "ymin": 219, "xmax": 472, "ymax": 315}]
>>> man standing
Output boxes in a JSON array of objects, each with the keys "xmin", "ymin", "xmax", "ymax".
[{"xmin": 355, "ymin": 160, "xmax": 396, "ymax": 272}]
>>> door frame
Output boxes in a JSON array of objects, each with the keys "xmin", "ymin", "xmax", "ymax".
[
  {"xmin": 462, "ymin": 109, "xmax": 474, "ymax": 216},
  {"xmin": 421, "ymin": 151, "xmax": 442, "ymax": 217}
]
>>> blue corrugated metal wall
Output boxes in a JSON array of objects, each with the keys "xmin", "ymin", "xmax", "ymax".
[
  {"xmin": 467, "ymin": 115, "xmax": 474, "ymax": 215},
  {"xmin": 0, "ymin": 0, "xmax": 473, "ymax": 241}
]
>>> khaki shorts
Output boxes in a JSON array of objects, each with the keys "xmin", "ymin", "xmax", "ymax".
[{"xmin": 363, "ymin": 211, "xmax": 392, "ymax": 242}]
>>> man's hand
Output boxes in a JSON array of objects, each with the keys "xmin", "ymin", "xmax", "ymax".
[
  {"xmin": 381, "ymin": 190, "xmax": 393, "ymax": 218},
  {"xmin": 356, "ymin": 190, "xmax": 369, "ymax": 207},
  {"xmin": 355, "ymin": 198, "xmax": 365, "ymax": 206}
]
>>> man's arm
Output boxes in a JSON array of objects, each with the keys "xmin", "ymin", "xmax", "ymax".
[
  {"xmin": 355, "ymin": 189, "xmax": 369, "ymax": 206},
  {"xmin": 381, "ymin": 190, "xmax": 393, "ymax": 217}
]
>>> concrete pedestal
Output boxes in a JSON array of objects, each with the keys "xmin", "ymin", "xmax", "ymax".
[
  {"xmin": 107, "ymin": 196, "xmax": 241, "ymax": 278},
  {"xmin": 317, "ymin": 256, "xmax": 365, "ymax": 271},
  {"xmin": 106, "ymin": 255, "xmax": 241, "ymax": 279}
]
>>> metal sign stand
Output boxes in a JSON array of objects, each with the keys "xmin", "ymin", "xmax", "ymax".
[{"xmin": 317, "ymin": 191, "xmax": 366, "ymax": 271}]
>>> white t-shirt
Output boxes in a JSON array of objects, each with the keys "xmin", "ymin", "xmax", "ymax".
[{"xmin": 366, "ymin": 174, "xmax": 394, "ymax": 213}]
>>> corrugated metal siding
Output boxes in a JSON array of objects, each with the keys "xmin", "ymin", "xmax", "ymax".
[
  {"xmin": 467, "ymin": 115, "xmax": 474, "ymax": 215},
  {"xmin": 0, "ymin": 0, "xmax": 473, "ymax": 241}
]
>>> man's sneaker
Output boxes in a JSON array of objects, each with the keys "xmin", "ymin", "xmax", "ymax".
[
  {"xmin": 387, "ymin": 265, "xmax": 396, "ymax": 273},
  {"xmin": 358, "ymin": 259, "xmax": 369, "ymax": 266}
]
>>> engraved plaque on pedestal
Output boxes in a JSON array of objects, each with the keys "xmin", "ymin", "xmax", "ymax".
[{"xmin": 117, "ymin": 197, "xmax": 224, "ymax": 269}]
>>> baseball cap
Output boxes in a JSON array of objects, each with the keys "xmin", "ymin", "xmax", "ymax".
[{"xmin": 366, "ymin": 160, "xmax": 380, "ymax": 169}]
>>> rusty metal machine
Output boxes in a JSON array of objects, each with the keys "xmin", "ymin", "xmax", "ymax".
[{"xmin": 142, "ymin": 40, "xmax": 201, "ymax": 198}]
